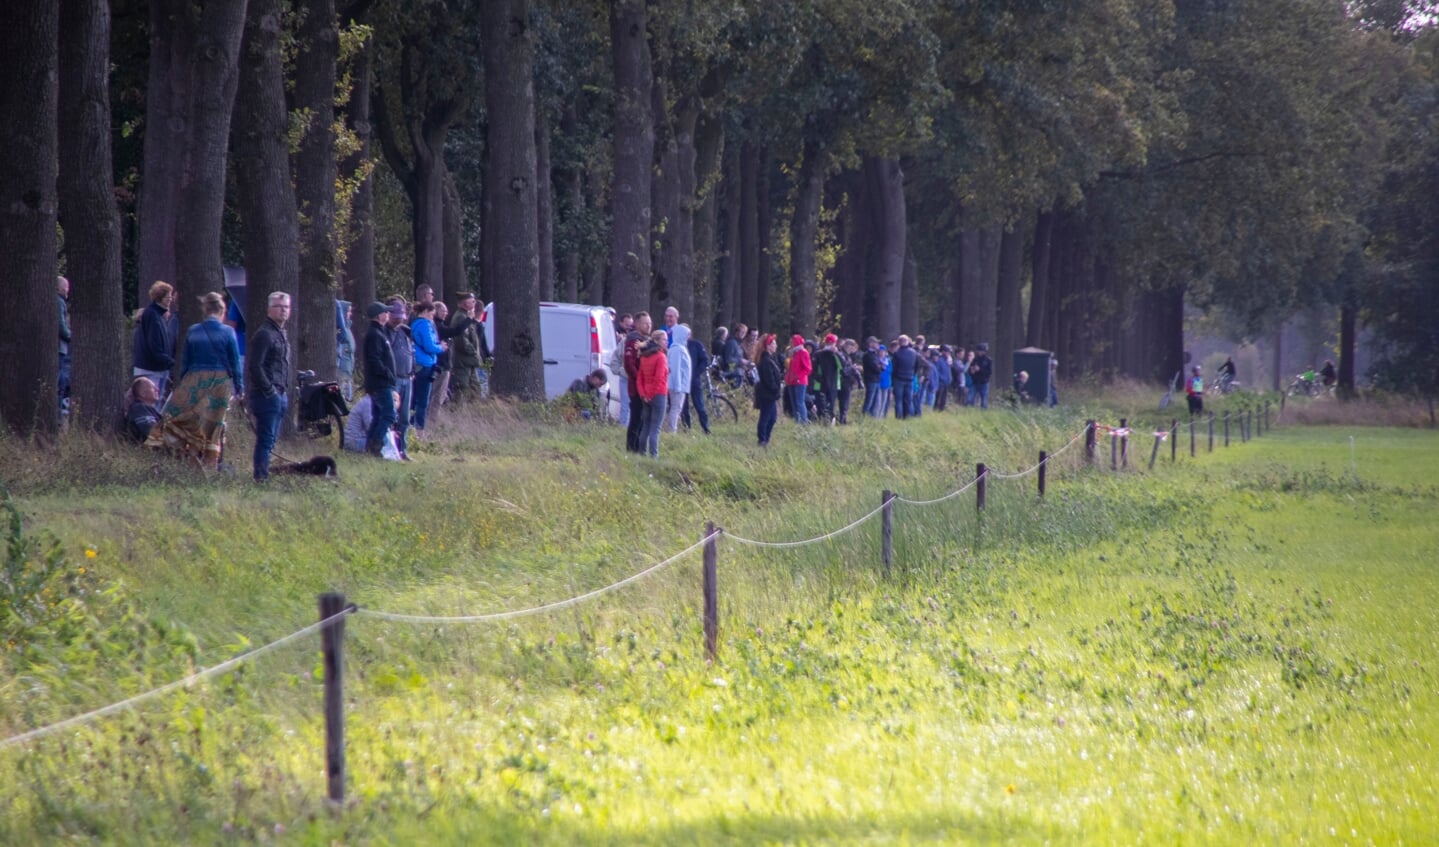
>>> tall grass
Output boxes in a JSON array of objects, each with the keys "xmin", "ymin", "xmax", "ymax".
[{"xmin": 1, "ymin": 403, "xmax": 1436, "ymax": 844}]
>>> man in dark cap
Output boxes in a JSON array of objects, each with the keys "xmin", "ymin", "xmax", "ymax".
[
  {"xmin": 362, "ymin": 302, "xmax": 398, "ymax": 455},
  {"xmin": 968, "ymin": 342, "xmax": 993, "ymax": 409}
]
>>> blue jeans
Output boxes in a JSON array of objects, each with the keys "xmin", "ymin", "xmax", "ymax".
[
  {"xmin": 251, "ymin": 391, "xmax": 288, "ymax": 480},
  {"xmin": 641, "ymin": 395, "xmax": 667, "ymax": 457},
  {"xmin": 411, "ymin": 366, "xmax": 435, "ymax": 430},
  {"xmin": 757, "ymin": 400, "xmax": 778, "ymax": 445},
  {"xmin": 617, "ymin": 377, "xmax": 631, "ymax": 425},
  {"xmin": 394, "ymin": 378, "xmax": 412, "ymax": 453},
  {"xmin": 682, "ymin": 385, "xmax": 709, "ymax": 433},
  {"xmin": 893, "ymin": 382, "xmax": 914, "ymax": 420},
  {"xmin": 367, "ymin": 385, "xmax": 397, "ymax": 454},
  {"xmin": 864, "ymin": 382, "xmax": 883, "ymax": 417},
  {"xmin": 969, "ymin": 382, "xmax": 990, "ymax": 409},
  {"xmin": 786, "ymin": 384, "xmax": 808, "ymax": 424}
]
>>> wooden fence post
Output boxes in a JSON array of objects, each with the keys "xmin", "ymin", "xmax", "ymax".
[
  {"xmin": 1224, "ymin": 411, "xmax": 1230, "ymax": 447},
  {"xmin": 1189, "ymin": 418, "xmax": 1196, "ymax": 457},
  {"xmin": 319, "ymin": 592, "xmax": 347, "ymax": 805},
  {"xmin": 1119, "ymin": 418, "xmax": 1129, "ymax": 469},
  {"xmin": 976, "ymin": 464, "xmax": 987, "ymax": 511},
  {"xmin": 1170, "ymin": 419, "xmax": 1178, "ymax": 462},
  {"xmin": 1148, "ymin": 432, "xmax": 1162, "ymax": 470},
  {"xmin": 881, "ymin": 490, "xmax": 893, "ymax": 577},
  {"xmin": 1085, "ymin": 420, "xmax": 1096, "ymax": 465},
  {"xmin": 703, "ymin": 522, "xmax": 718, "ymax": 662},
  {"xmin": 1208, "ymin": 413, "xmax": 1214, "ymax": 452},
  {"xmin": 1265, "ymin": 400, "xmax": 1271, "ymax": 432},
  {"xmin": 1110, "ymin": 428, "xmax": 1118, "ymax": 470},
  {"xmin": 1037, "ymin": 451, "xmax": 1047, "ymax": 497}
]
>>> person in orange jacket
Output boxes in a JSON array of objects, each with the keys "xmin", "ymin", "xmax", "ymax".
[
  {"xmin": 783, "ymin": 333, "xmax": 813, "ymax": 424},
  {"xmin": 636, "ymin": 330, "xmax": 671, "ymax": 457}
]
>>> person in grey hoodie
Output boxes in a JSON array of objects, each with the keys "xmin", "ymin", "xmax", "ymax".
[
  {"xmin": 335, "ymin": 300, "xmax": 355, "ymax": 402},
  {"xmin": 663, "ymin": 323, "xmax": 692, "ymax": 433},
  {"xmin": 384, "ymin": 297, "xmax": 415, "ymax": 459}
]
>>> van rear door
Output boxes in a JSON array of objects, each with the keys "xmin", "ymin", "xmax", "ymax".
[{"xmin": 538, "ymin": 307, "xmax": 589, "ymax": 398}]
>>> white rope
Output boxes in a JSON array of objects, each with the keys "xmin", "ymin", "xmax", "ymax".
[
  {"xmin": 894, "ymin": 473, "xmax": 983, "ymax": 506},
  {"xmin": 357, "ymin": 531, "xmax": 718, "ymax": 624},
  {"xmin": 721, "ymin": 499, "xmax": 891, "ymax": 548},
  {"xmin": 0, "ymin": 609, "xmax": 354, "ymax": 750}
]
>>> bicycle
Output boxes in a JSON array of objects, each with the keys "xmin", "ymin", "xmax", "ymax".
[
  {"xmin": 702, "ymin": 361, "xmax": 741, "ymax": 423},
  {"xmin": 1209, "ymin": 372, "xmax": 1240, "ymax": 396},
  {"xmin": 1286, "ymin": 373, "xmax": 1330, "ymax": 398}
]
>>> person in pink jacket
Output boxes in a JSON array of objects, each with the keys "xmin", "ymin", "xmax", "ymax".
[{"xmin": 784, "ymin": 334, "xmax": 813, "ymax": 424}]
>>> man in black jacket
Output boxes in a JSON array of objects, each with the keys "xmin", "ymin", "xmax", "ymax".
[
  {"xmin": 968, "ymin": 342, "xmax": 994, "ymax": 409},
  {"xmin": 362, "ymin": 302, "xmax": 398, "ymax": 456},
  {"xmin": 861, "ymin": 337, "xmax": 884, "ymax": 418},
  {"xmin": 889, "ymin": 335, "xmax": 919, "ymax": 420},
  {"xmin": 247, "ymin": 292, "xmax": 292, "ymax": 481}
]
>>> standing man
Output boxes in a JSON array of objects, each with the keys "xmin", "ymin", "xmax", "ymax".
[
  {"xmin": 889, "ymin": 335, "xmax": 918, "ymax": 420},
  {"xmin": 246, "ymin": 292, "xmax": 292, "ymax": 481},
  {"xmin": 623, "ymin": 311, "xmax": 652, "ymax": 452},
  {"xmin": 861, "ymin": 337, "xmax": 883, "ymax": 417},
  {"xmin": 968, "ymin": 342, "xmax": 994, "ymax": 409},
  {"xmin": 448, "ymin": 292, "xmax": 483, "ymax": 402},
  {"xmin": 614, "ymin": 313, "xmax": 635, "ymax": 426},
  {"xmin": 384, "ymin": 298, "xmax": 415, "ymax": 459},
  {"xmin": 362, "ymin": 302, "xmax": 398, "ymax": 456},
  {"xmin": 662, "ymin": 306, "xmax": 679, "ymax": 345},
  {"xmin": 57, "ymin": 277, "xmax": 71, "ymax": 418}
]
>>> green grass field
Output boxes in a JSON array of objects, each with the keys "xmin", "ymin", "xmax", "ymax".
[{"xmin": 2, "ymin": 397, "xmax": 1435, "ymax": 845}]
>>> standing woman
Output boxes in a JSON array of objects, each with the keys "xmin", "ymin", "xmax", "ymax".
[
  {"xmin": 637, "ymin": 329, "xmax": 670, "ymax": 458},
  {"xmin": 784, "ymin": 334, "xmax": 813, "ymax": 424},
  {"xmin": 409, "ymin": 301, "xmax": 446, "ymax": 432},
  {"xmin": 145, "ymin": 292, "xmax": 242, "ymax": 469},
  {"xmin": 133, "ymin": 281, "xmax": 178, "ymax": 397},
  {"xmin": 754, "ymin": 334, "xmax": 782, "ymax": 446}
]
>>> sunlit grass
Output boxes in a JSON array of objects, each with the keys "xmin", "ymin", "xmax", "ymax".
[{"xmin": 1, "ymin": 408, "xmax": 1436, "ymax": 844}]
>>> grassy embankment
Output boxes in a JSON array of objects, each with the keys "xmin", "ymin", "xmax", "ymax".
[{"xmin": 1, "ymin": 386, "xmax": 1435, "ymax": 844}]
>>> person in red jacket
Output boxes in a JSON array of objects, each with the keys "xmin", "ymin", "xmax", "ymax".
[
  {"xmin": 636, "ymin": 329, "xmax": 671, "ymax": 457},
  {"xmin": 784, "ymin": 334, "xmax": 813, "ymax": 424}
]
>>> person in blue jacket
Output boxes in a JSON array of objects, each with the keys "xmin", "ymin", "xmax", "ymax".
[{"xmin": 408, "ymin": 300, "xmax": 445, "ymax": 432}]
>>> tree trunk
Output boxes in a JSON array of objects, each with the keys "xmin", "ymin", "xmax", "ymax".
[
  {"xmin": 1339, "ymin": 287, "xmax": 1357, "ymax": 399},
  {"xmin": 558, "ymin": 104, "xmax": 582, "ymax": 303},
  {"xmin": 536, "ymin": 101, "xmax": 555, "ymax": 301},
  {"xmin": 138, "ymin": 0, "xmax": 184, "ymax": 297},
  {"xmin": 0, "ymin": 0, "xmax": 60, "ymax": 437},
  {"xmin": 293, "ymin": 0, "xmax": 339, "ymax": 379},
  {"xmin": 482, "ymin": 0, "xmax": 543, "ymax": 400},
  {"xmin": 608, "ymin": 0, "xmax": 653, "ymax": 314},
  {"xmin": 716, "ymin": 145, "xmax": 740, "ymax": 330},
  {"xmin": 233, "ymin": 0, "xmax": 300, "ymax": 349},
  {"xmin": 789, "ymin": 141, "xmax": 824, "ymax": 336},
  {"xmin": 691, "ymin": 110, "xmax": 723, "ymax": 337},
  {"xmin": 650, "ymin": 75, "xmax": 680, "ymax": 314},
  {"xmin": 1026, "ymin": 210, "xmax": 1053, "ymax": 347},
  {"xmin": 864, "ymin": 157, "xmax": 904, "ymax": 342},
  {"xmin": 901, "ymin": 245, "xmax": 919, "ymax": 335},
  {"xmin": 339, "ymin": 38, "xmax": 375, "ymax": 310},
  {"xmin": 442, "ymin": 167, "xmax": 465, "ymax": 303},
  {"xmin": 172, "ymin": 0, "xmax": 248, "ymax": 334},
  {"xmin": 995, "ymin": 225, "xmax": 1025, "ymax": 362},
  {"xmin": 835, "ymin": 171, "xmax": 870, "ymax": 340},
  {"xmin": 756, "ymin": 149, "xmax": 773, "ymax": 330},
  {"xmin": 59, "ymin": 0, "xmax": 126, "ymax": 433},
  {"xmin": 738, "ymin": 142, "xmax": 760, "ymax": 329},
  {"xmin": 672, "ymin": 97, "xmax": 698, "ymax": 325}
]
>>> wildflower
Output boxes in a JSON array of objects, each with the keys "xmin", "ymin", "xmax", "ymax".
[
  {"xmin": 85, "ymin": 548, "xmax": 97, "ymax": 558},
  {"xmin": 1006, "ymin": 783, "xmax": 1016, "ymax": 794}
]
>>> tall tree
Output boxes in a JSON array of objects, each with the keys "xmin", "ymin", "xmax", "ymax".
[
  {"xmin": 865, "ymin": 156, "xmax": 905, "ymax": 342},
  {"xmin": 232, "ymin": 0, "xmax": 300, "ymax": 355},
  {"xmin": 788, "ymin": 141, "xmax": 824, "ymax": 335},
  {"xmin": 482, "ymin": 0, "xmax": 544, "ymax": 399},
  {"xmin": 59, "ymin": 0, "xmax": 126, "ymax": 432},
  {"xmin": 0, "ymin": 0, "xmax": 60, "ymax": 437},
  {"xmin": 608, "ymin": 0, "xmax": 654, "ymax": 314},
  {"xmin": 293, "ymin": 0, "xmax": 340, "ymax": 379}
]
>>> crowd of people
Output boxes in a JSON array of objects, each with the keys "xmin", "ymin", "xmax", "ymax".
[
  {"xmin": 73, "ymin": 273, "xmax": 1077, "ymax": 475},
  {"xmin": 609, "ymin": 306, "xmax": 1061, "ymax": 455}
]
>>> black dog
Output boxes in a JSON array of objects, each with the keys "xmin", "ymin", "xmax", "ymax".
[{"xmin": 272, "ymin": 455, "xmax": 338, "ymax": 477}]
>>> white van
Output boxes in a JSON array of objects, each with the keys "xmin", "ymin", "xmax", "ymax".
[{"xmin": 480, "ymin": 301, "xmax": 622, "ymax": 418}]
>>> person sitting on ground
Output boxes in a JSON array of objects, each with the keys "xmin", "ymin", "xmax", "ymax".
[
  {"xmin": 124, "ymin": 377, "xmax": 163, "ymax": 444},
  {"xmin": 1013, "ymin": 370, "xmax": 1031, "ymax": 404},
  {"xmin": 566, "ymin": 369, "xmax": 608, "ymax": 419},
  {"xmin": 145, "ymin": 292, "xmax": 243, "ymax": 469},
  {"xmin": 1320, "ymin": 359, "xmax": 1337, "ymax": 388},
  {"xmin": 344, "ymin": 391, "xmax": 400, "ymax": 453}
]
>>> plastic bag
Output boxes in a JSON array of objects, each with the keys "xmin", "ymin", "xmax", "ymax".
[{"xmin": 380, "ymin": 429, "xmax": 402, "ymax": 461}]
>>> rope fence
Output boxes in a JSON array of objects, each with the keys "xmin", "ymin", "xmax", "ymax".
[{"xmin": 0, "ymin": 413, "xmax": 1269, "ymax": 800}]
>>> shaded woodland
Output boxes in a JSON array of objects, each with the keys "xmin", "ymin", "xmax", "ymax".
[{"xmin": 1, "ymin": 0, "xmax": 1437, "ymax": 436}]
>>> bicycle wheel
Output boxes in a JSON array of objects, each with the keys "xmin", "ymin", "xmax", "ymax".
[
  {"xmin": 331, "ymin": 413, "xmax": 346, "ymax": 450},
  {"xmin": 710, "ymin": 393, "xmax": 738, "ymax": 423}
]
